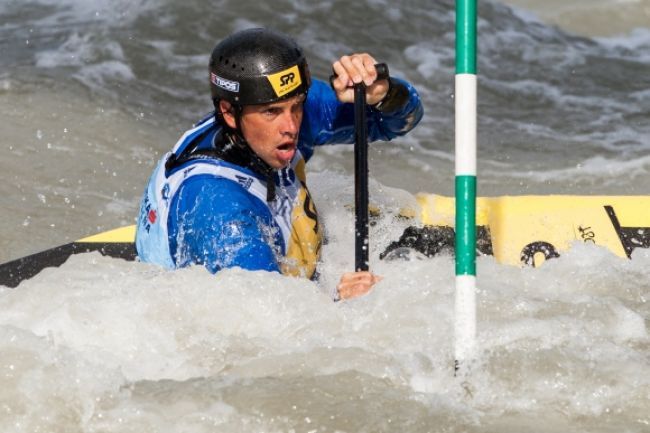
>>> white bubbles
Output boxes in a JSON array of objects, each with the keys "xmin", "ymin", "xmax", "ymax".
[
  {"xmin": 404, "ymin": 43, "xmax": 447, "ymax": 79},
  {"xmin": 2, "ymin": 241, "xmax": 648, "ymax": 431},
  {"xmin": 502, "ymin": 154, "xmax": 650, "ymax": 184},
  {"xmin": 35, "ymin": 32, "xmax": 135, "ymax": 91},
  {"xmin": 26, "ymin": 0, "xmax": 161, "ymax": 28},
  {"xmin": 500, "ymin": 0, "xmax": 650, "ymax": 37}
]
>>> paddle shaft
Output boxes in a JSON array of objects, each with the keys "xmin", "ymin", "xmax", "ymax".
[
  {"xmin": 348, "ymin": 63, "xmax": 389, "ymax": 272},
  {"xmin": 354, "ymin": 83, "xmax": 369, "ymax": 271}
]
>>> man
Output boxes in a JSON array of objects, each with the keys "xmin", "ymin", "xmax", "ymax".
[{"xmin": 136, "ymin": 28, "xmax": 423, "ymax": 300}]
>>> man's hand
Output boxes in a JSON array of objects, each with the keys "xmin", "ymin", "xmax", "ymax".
[
  {"xmin": 331, "ymin": 53, "xmax": 389, "ymax": 105},
  {"xmin": 336, "ymin": 271, "xmax": 383, "ymax": 300}
]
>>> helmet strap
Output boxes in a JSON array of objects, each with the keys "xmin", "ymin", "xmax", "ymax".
[
  {"xmin": 214, "ymin": 98, "xmax": 247, "ymax": 140},
  {"xmin": 212, "ymin": 110, "xmax": 277, "ymax": 203}
]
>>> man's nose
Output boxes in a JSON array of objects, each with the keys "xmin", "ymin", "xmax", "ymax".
[{"xmin": 281, "ymin": 110, "xmax": 299, "ymax": 135}]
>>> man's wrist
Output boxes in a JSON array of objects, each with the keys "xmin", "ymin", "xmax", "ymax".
[{"xmin": 371, "ymin": 78, "xmax": 410, "ymax": 113}]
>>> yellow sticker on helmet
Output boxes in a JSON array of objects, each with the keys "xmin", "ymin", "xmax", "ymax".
[{"xmin": 266, "ymin": 65, "xmax": 302, "ymax": 98}]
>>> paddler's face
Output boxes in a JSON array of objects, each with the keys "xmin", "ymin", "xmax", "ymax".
[{"xmin": 221, "ymin": 94, "xmax": 305, "ymax": 169}]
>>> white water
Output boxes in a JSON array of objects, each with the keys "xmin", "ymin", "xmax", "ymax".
[
  {"xmin": 500, "ymin": 0, "xmax": 650, "ymax": 36},
  {"xmin": 1, "ymin": 251, "xmax": 649, "ymax": 431},
  {"xmin": 2, "ymin": 175, "xmax": 649, "ymax": 432}
]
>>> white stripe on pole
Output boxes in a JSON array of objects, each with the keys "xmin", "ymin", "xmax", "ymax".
[
  {"xmin": 455, "ymin": 74, "xmax": 477, "ymax": 176},
  {"xmin": 454, "ymin": 274, "xmax": 477, "ymax": 364}
]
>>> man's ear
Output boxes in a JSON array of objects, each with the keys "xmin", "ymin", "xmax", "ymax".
[{"xmin": 219, "ymin": 100, "xmax": 237, "ymax": 129}]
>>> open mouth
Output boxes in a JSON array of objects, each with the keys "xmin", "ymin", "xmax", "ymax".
[{"xmin": 275, "ymin": 142, "xmax": 296, "ymax": 166}]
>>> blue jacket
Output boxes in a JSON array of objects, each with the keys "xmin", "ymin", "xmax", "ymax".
[{"xmin": 135, "ymin": 78, "xmax": 423, "ymax": 276}]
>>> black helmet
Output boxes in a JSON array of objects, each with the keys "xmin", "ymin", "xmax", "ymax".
[{"xmin": 209, "ymin": 28, "xmax": 311, "ymax": 107}]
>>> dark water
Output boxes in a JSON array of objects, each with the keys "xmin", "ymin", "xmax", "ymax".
[
  {"xmin": 2, "ymin": 0, "xmax": 650, "ymax": 261},
  {"xmin": 2, "ymin": 0, "xmax": 650, "ymax": 258}
]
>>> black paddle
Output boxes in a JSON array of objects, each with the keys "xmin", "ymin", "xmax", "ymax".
[
  {"xmin": 348, "ymin": 63, "xmax": 389, "ymax": 271},
  {"xmin": 354, "ymin": 82, "xmax": 369, "ymax": 271}
]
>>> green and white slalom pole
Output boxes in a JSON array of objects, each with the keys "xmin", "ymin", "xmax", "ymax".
[{"xmin": 454, "ymin": 0, "xmax": 477, "ymax": 374}]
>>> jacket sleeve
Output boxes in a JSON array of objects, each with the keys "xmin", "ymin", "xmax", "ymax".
[
  {"xmin": 167, "ymin": 175, "xmax": 281, "ymax": 274},
  {"xmin": 298, "ymin": 78, "xmax": 424, "ymax": 161}
]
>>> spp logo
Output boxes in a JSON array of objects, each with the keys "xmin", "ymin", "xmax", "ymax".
[
  {"xmin": 267, "ymin": 65, "xmax": 302, "ymax": 97},
  {"xmin": 280, "ymin": 72, "xmax": 295, "ymax": 86}
]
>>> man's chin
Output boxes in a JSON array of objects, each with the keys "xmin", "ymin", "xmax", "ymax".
[
  {"xmin": 266, "ymin": 158, "xmax": 290, "ymax": 170},
  {"xmin": 275, "ymin": 149, "xmax": 296, "ymax": 167}
]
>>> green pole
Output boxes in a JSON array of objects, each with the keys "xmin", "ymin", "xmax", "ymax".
[{"xmin": 454, "ymin": 0, "xmax": 477, "ymax": 373}]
